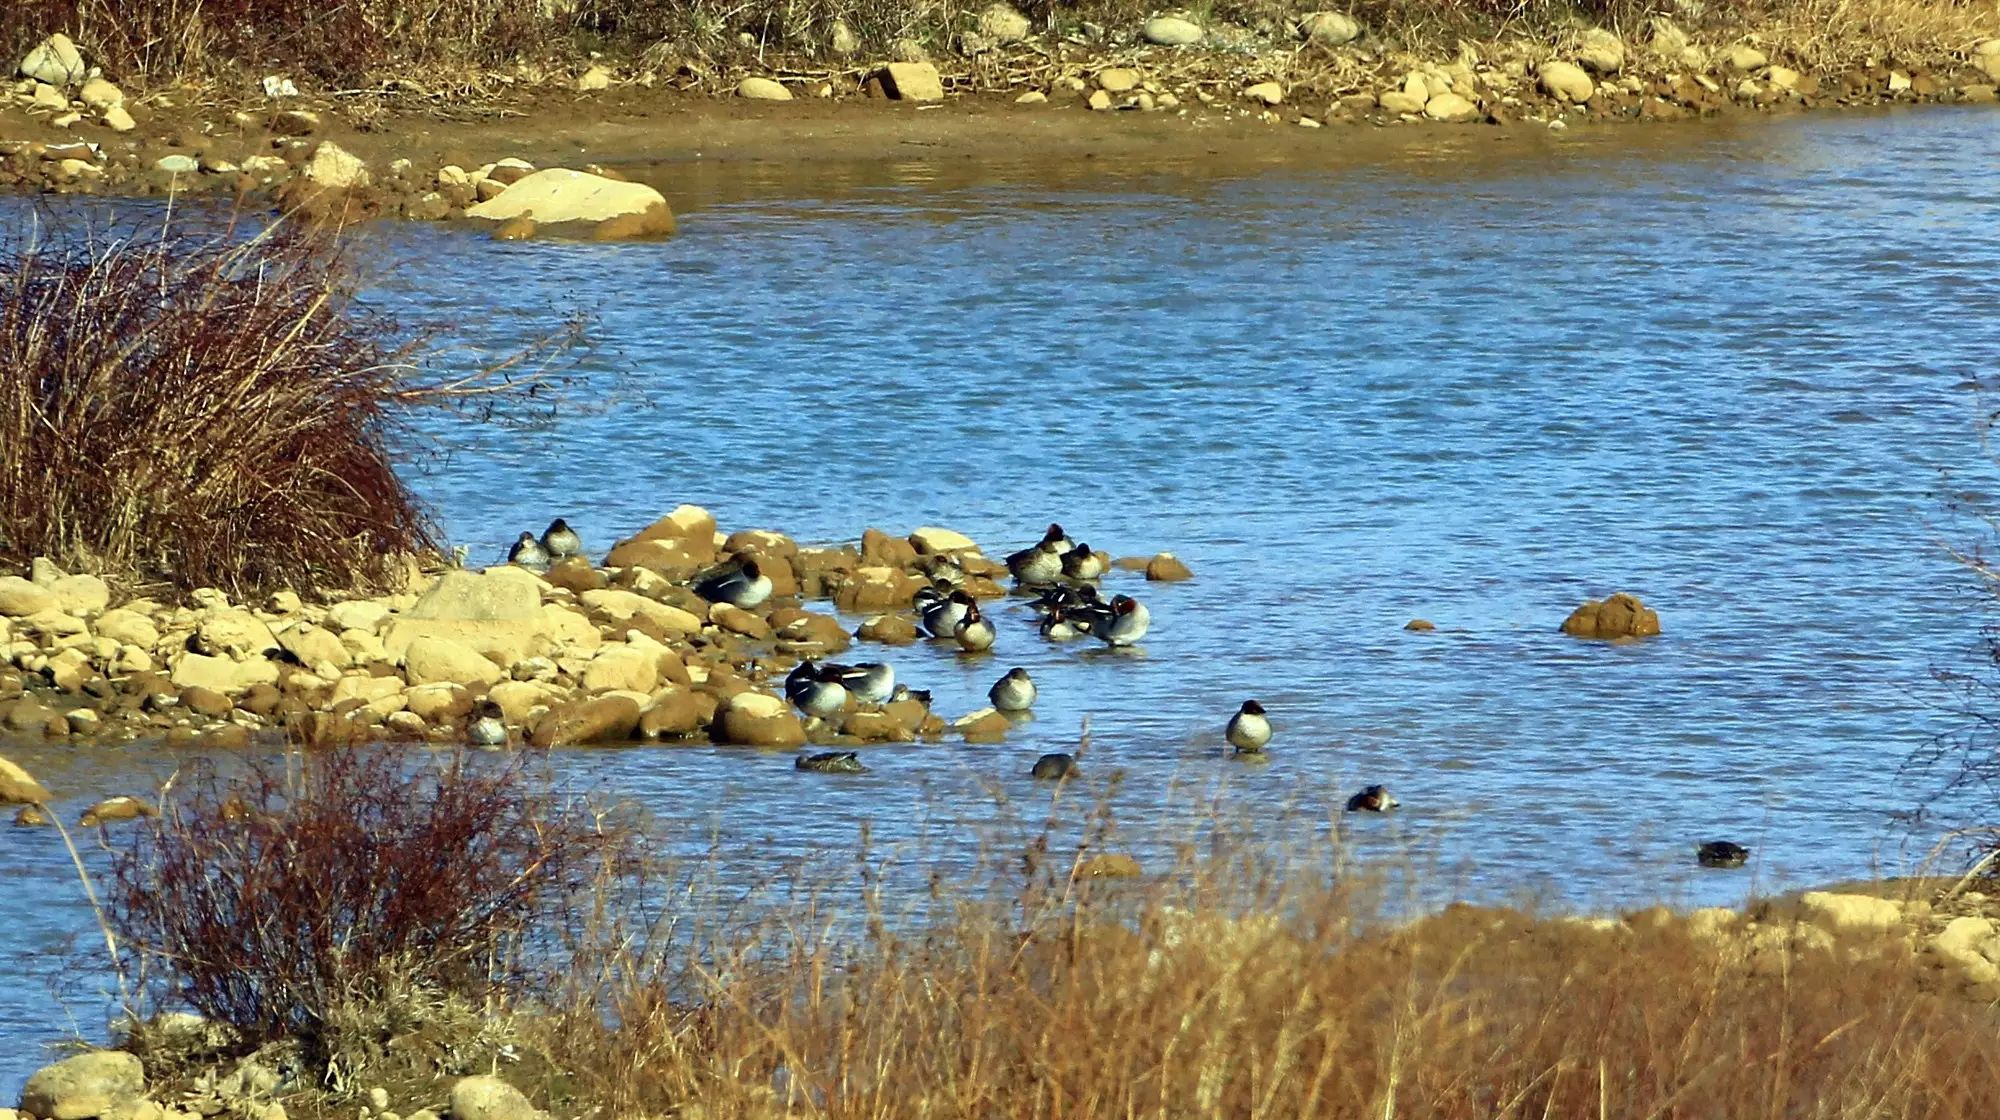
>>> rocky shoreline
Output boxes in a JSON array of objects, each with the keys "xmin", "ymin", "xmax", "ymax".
[
  {"xmin": 0, "ymin": 505, "xmax": 1210, "ymax": 813},
  {"xmin": 1, "ymin": 17, "xmax": 1997, "ymax": 237}
]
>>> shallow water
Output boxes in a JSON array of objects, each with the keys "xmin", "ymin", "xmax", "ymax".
[{"xmin": 6, "ymin": 106, "xmax": 2000, "ymax": 1090}]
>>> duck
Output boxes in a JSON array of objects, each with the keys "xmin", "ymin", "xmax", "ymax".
[
  {"xmin": 1061, "ymin": 543, "xmax": 1108, "ymax": 582},
  {"xmin": 1030, "ymin": 582, "xmax": 1099, "ymax": 615},
  {"xmin": 80, "ymin": 796, "xmax": 156, "ymax": 827},
  {"xmin": 1226, "ymin": 700, "xmax": 1271, "ymax": 753},
  {"xmin": 1031, "ymin": 753, "xmax": 1078, "ymax": 780},
  {"xmin": 695, "ymin": 558, "xmax": 773, "ymax": 610},
  {"xmin": 796, "ymin": 751, "xmax": 867, "ymax": 774},
  {"xmin": 1344, "ymin": 785, "xmax": 1399, "ymax": 813},
  {"xmin": 954, "ymin": 602, "xmax": 996, "ymax": 653},
  {"xmin": 467, "ymin": 700, "xmax": 508, "ymax": 748},
  {"xmin": 1007, "ymin": 538, "xmax": 1065, "ymax": 587},
  {"xmin": 1696, "ymin": 840, "xmax": 1750, "ymax": 868},
  {"xmin": 1041, "ymin": 522, "xmax": 1077, "ymax": 555},
  {"xmin": 786, "ymin": 662, "xmax": 849, "ymax": 720},
  {"xmin": 889, "ymin": 684, "xmax": 933, "ymax": 708},
  {"xmin": 507, "ymin": 531, "xmax": 551, "ymax": 572},
  {"xmin": 1039, "ymin": 607, "xmax": 1081, "ymax": 641},
  {"xmin": 989, "ymin": 667, "xmax": 1037, "ymax": 712},
  {"xmin": 826, "ymin": 661, "xmax": 895, "ymax": 706},
  {"xmin": 920, "ymin": 589, "xmax": 977, "ymax": 638},
  {"xmin": 1088, "ymin": 595, "xmax": 1151, "ymax": 647},
  {"xmin": 540, "ymin": 517, "xmax": 583, "ymax": 561}
]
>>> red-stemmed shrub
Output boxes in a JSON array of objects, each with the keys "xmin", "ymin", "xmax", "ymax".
[{"xmin": 107, "ymin": 748, "xmax": 624, "ymax": 1074}]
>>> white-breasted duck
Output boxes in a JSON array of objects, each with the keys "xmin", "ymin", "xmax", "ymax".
[
  {"xmin": 1225, "ymin": 700, "xmax": 1271, "ymax": 753},
  {"xmin": 467, "ymin": 700, "xmax": 508, "ymax": 748},
  {"xmin": 889, "ymin": 683, "xmax": 933, "ymax": 708},
  {"xmin": 955, "ymin": 601, "xmax": 996, "ymax": 652},
  {"xmin": 508, "ymin": 532, "xmax": 551, "ymax": 572},
  {"xmin": 540, "ymin": 518, "xmax": 584, "ymax": 561},
  {"xmin": 1088, "ymin": 594, "xmax": 1151, "ymax": 647},
  {"xmin": 1007, "ymin": 538, "xmax": 1065, "ymax": 587},
  {"xmin": 1061, "ymin": 543, "xmax": 1108, "ymax": 582},
  {"xmin": 787, "ymin": 663, "xmax": 849, "ymax": 720},
  {"xmin": 825, "ymin": 661, "xmax": 895, "ymax": 706},
  {"xmin": 1344, "ymin": 785, "xmax": 1399, "ymax": 813},
  {"xmin": 695, "ymin": 558, "xmax": 773, "ymax": 610},
  {"xmin": 921, "ymin": 588, "xmax": 977, "ymax": 638},
  {"xmin": 1039, "ymin": 607, "xmax": 1081, "ymax": 641},
  {"xmin": 989, "ymin": 667, "xmax": 1037, "ymax": 712}
]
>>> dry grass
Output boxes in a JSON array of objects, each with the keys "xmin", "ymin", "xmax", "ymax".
[
  {"xmin": 524, "ymin": 825, "xmax": 2000, "ymax": 1120},
  {"xmin": 1774, "ymin": 0, "xmax": 2000, "ymax": 71},
  {"xmin": 94, "ymin": 746, "xmax": 2000, "ymax": 1119},
  {"xmin": 4, "ymin": 0, "xmax": 1993, "ymax": 82},
  {"xmin": 0, "ymin": 216, "xmax": 551, "ymax": 598},
  {"xmin": 0, "ymin": 0, "xmax": 550, "ymax": 83}
]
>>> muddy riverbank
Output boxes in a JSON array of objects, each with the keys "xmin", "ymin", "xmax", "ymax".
[{"xmin": 1, "ymin": 13, "xmax": 1996, "ymax": 233}]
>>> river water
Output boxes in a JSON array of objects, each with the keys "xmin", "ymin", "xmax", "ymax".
[{"xmin": 4, "ymin": 106, "xmax": 2000, "ymax": 1093}]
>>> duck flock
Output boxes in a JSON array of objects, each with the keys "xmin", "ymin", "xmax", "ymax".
[{"xmin": 493, "ymin": 517, "xmax": 1760, "ymax": 860}]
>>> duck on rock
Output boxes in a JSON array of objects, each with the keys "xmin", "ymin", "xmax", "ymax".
[
  {"xmin": 785, "ymin": 660, "xmax": 849, "ymax": 720},
  {"xmin": 508, "ymin": 532, "xmax": 551, "ymax": 572},
  {"xmin": 467, "ymin": 700, "xmax": 508, "ymax": 748},
  {"xmin": 824, "ymin": 661, "xmax": 896, "ymax": 706},
  {"xmin": 540, "ymin": 518, "xmax": 584, "ymax": 561},
  {"xmin": 696, "ymin": 558, "xmax": 773, "ymax": 609}
]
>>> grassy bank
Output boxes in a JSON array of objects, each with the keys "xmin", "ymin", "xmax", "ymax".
[
  {"xmin": 2, "ymin": 0, "xmax": 1995, "ymax": 90},
  {"xmin": 38, "ymin": 747, "xmax": 1995, "ymax": 1120}
]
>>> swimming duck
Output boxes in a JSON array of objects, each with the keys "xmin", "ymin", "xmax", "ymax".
[
  {"xmin": 1007, "ymin": 539, "xmax": 1066, "ymax": 588},
  {"xmin": 826, "ymin": 661, "xmax": 895, "ymax": 706},
  {"xmin": 786, "ymin": 662, "xmax": 850, "ymax": 720},
  {"xmin": 1226, "ymin": 700, "xmax": 1271, "ymax": 753},
  {"xmin": 1061, "ymin": 543, "xmax": 1108, "ymax": 582},
  {"xmin": 467, "ymin": 700, "xmax": 508, "ymax": 748},
  {"xmin": 955, "ymin": 602, "xmax": 996, "ymax": 653},
  {"xmin": 1031, "ymin": 753, "xmax": 1077, "ymax": 780},
  {"xmin": 507, "ymin": 532, "xmax": 551, "ymax": 572},
  {"xmin": 920, "ymin": 589, "xmax": 977, "ymax": 638},
  {"xmin": 695, "ymin": 559, "xmax": 773, "ymax": 609},
  {"xmin": 796, "ymin": 751, "xmax": 867, "ymax": 774},
  {"xmin": 540, "ymin": 518, "xmax": 584, "ymax": 561},
  {"xmin": 1696, "ymin": 840, "xmax": 1749, "ymax": 868},
  {"xmin": 1344, "ymin": 785, "xmax": 1399, "ymax": 813},
  {"xmin": 1088, "ymin": 595, "xmax": 1151, "ymax": 647},
  {"xmin": 989, "ymin": 667, "xmax": 1037, "ymax": 712}
]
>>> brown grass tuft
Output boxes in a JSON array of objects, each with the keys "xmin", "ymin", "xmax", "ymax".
[{"xmin": 0, "ymin": 218, "xmax": 472, "ymax": 598}]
